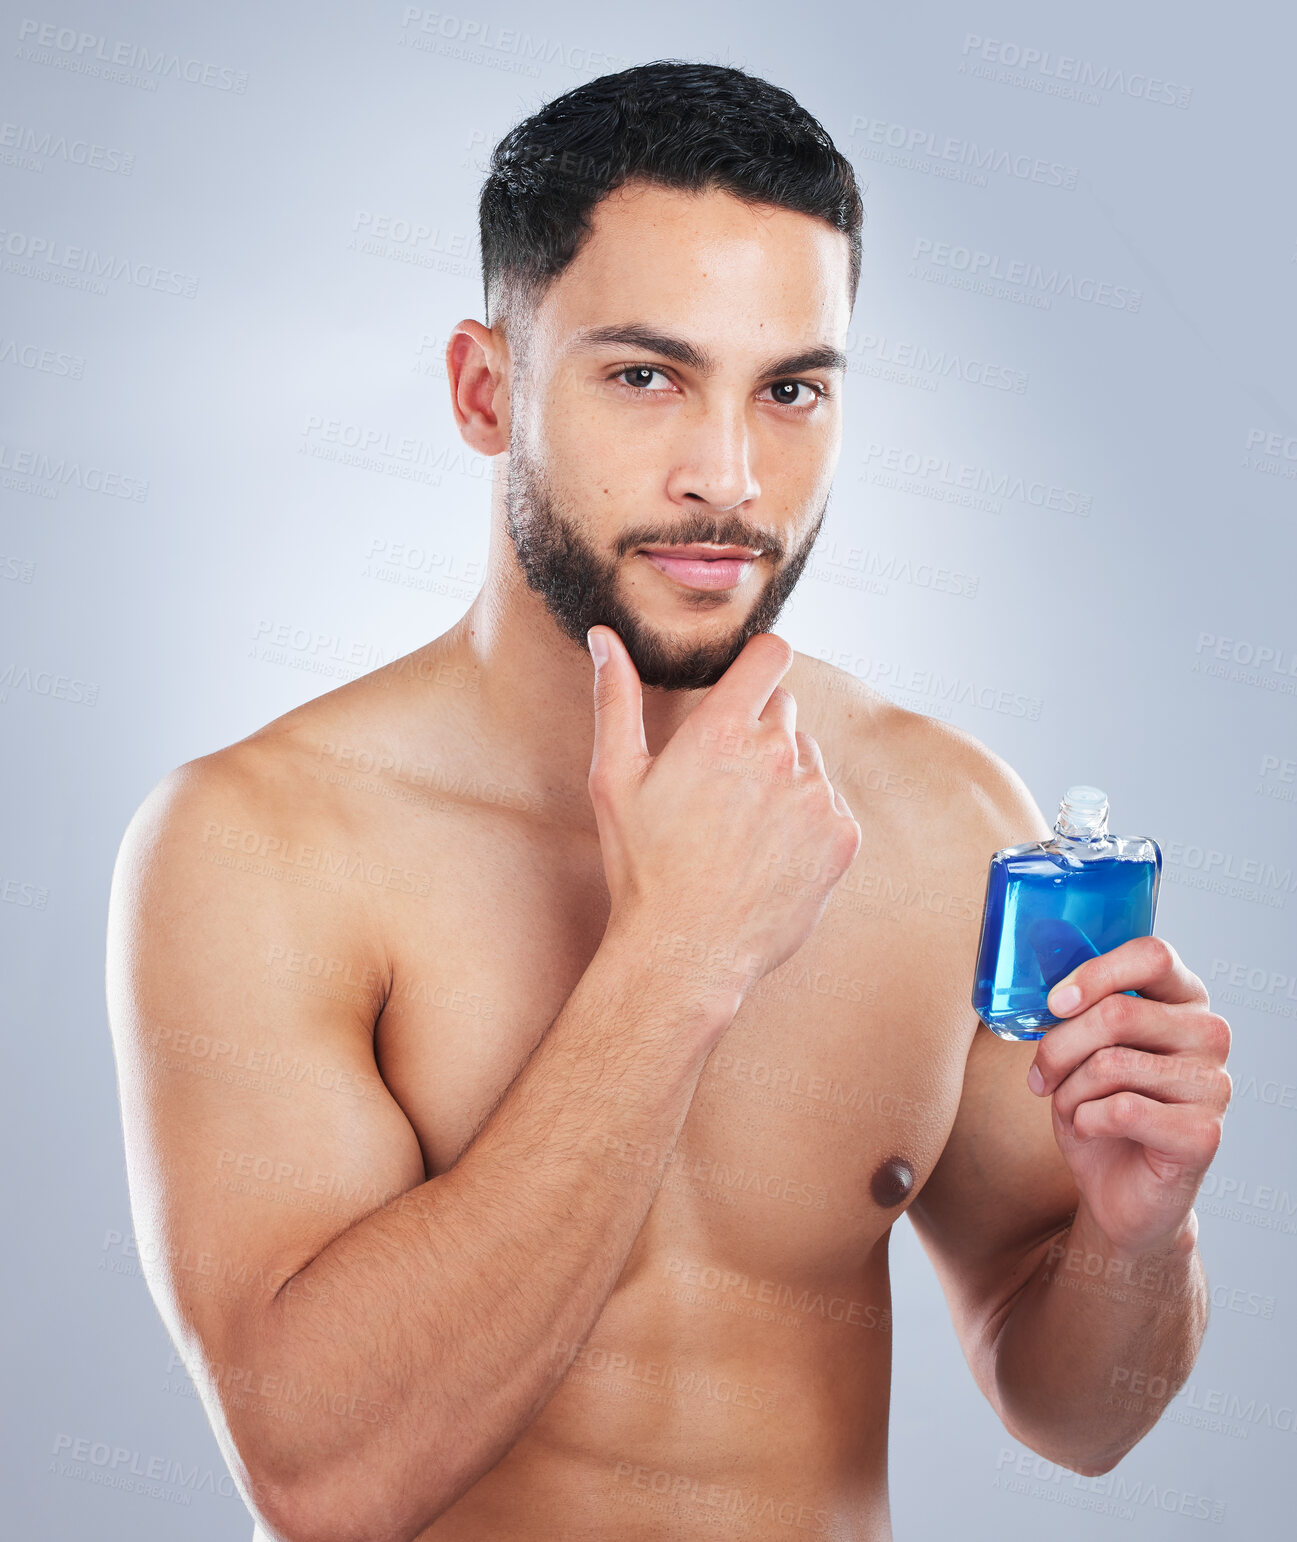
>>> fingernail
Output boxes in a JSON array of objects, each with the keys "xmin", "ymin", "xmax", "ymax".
[
  {"xmin": 587, "ymin": 628, "xmax": 608, "ymax": 668},
  {"xmin": 1027, "ymin": 1063, "xmax": 1046, "ymax": 1095},
  {"xmin": 1049, "ymin": 984, "xmax": 1082, "ymax": 1015}
]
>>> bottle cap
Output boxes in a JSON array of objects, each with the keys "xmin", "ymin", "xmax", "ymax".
[
  {"xmin": 1057, "ymin": 785, "xmax": 1109, "ymax": 838},
  {"xmin": 1063, "ymin": 784, "xmax": 1107, "ymax": 809}
]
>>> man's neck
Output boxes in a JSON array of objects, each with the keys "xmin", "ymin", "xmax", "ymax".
[{"xmin": 438, "ymin": 514, "xmax": 712, "ymax": 816}]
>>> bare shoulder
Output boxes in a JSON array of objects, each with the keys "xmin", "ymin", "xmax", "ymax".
[
  {"xmin": 107, "ymin": 636, "xmax": 492, "ymax": 1050},
  {"xmin": 107, "ymin": 670, "xmax": 423, "ymax": 1047},
  {"xmin": 115, "ymin": 702, "xmax": 352, "ymax": 893},
  {"xmin": 786, "ymin": 649, "xmax": 1052, "ymax": 852},
  {"xmin": 116, "ymin": 637, "xmax": 470, "ymax": 867}
]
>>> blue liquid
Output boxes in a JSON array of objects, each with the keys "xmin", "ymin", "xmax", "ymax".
[{"xmin": 972, "ymin": 849, "xmax": 1160, "ymax": 1040}]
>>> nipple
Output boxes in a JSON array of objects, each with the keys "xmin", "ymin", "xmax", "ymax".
[{"xmin": 870, "ymin": 1155, "xmax": 915, "ymax": 1208}]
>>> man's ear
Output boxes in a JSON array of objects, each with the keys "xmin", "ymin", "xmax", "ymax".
[{"xmin": 446, "ymin": 320, "xmax": 510, "ymax": 455}]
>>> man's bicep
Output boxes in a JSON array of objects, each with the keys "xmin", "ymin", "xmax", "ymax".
[
  {"xmin": 106, "ymin": 763, "xmax": 427, "ymax": 1368},
  {"xmin": 908, "ymin": 1023, "xmax": 1079, "ymax": 1362},
  {"xmin": 905, "ymin": 733, "xmax": 1079, "ymax": 1389}
]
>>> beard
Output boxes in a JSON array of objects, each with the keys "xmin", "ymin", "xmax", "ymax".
[{"xmin": 504, "ymin": 435, "xmax": 827, "ymax": 691}]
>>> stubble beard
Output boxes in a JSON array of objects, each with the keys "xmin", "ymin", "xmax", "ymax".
[{"xmin": 504, "ymin": 432, "xmax": 827, "ymax": 691}]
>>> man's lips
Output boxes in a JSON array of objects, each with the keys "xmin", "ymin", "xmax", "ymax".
[{"xmin": 637, "ymin": 543, "xmax": 764, "ymax": 592}]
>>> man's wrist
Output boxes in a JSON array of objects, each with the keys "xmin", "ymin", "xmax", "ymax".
[
  {"xmin": 1068, "ymin": 1196, "xmax": 1201, "ymax": 1271},
  {"xmin": 595, "ymin": 914, "xmax": 754, "ymax": 1043}
]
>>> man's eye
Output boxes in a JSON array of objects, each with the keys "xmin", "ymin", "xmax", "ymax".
[
  {"xmin": 616, "ymin": 366, "xmax": 672, "ymax": 391},
  {"xmin": 765, "ymin": 381, "xmax": 823, "ymax": 408},
  {"xmin": 612, "ymin": 370, "xmax": 826, "ymax": 406}
]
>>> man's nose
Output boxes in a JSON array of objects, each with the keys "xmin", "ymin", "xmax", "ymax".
[{"xmin": 665, "ymin": 404, "xmax": 761, "ymax": 511}]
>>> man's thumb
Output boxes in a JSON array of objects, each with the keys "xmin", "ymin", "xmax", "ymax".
[{"xmin": 587, "ymin": 625, "xmax": 648, "ymax": 783}]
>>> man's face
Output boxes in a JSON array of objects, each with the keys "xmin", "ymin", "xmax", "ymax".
[{"xmin": 504, "ymin": 179, "xmax": 851, "ymax": 690}]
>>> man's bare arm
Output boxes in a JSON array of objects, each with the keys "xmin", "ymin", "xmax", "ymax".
[
  {"xmin": 988, "ymin": 936, "xmax": 1224, "ymax": 1475},
  {"xmin": 909, "ymin": 1006, "xmax": 1210, "ymax": 1476},
  {"xmin": 905, "ymin": 732, "xmax": 1223, "ymax": 1475},
  {"xmin": 251, "ymin": 912, "xmax": 734, "ymax": 1535}
]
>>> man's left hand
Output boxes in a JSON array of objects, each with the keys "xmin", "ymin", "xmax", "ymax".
[{"xmin": 1027, "ymin": 935, "xmax": 1232, "ymax": 1259}]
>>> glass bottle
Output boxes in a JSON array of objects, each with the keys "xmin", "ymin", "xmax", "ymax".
[{"xmin": 971, "ymin": 785, "xmax": 1162, "ymax": 1041}]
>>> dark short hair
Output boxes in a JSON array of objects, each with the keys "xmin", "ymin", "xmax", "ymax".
[{"xmin": 478, "ymin": 59, "xmax": 864, "ymax": 346}]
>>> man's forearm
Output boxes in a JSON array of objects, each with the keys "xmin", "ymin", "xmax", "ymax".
[
  {"xmin": 234, "ymin": 923, "xmax": 737, "ymax": 1542},
  {"xmin": 991, "ymin": 1200, "xmax": 1209, "ymax": 1475}
]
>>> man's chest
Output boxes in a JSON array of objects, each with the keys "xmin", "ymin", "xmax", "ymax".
[{"xmin": 368, "ymin": 808, "xmax": 983, "ymax": 1271}]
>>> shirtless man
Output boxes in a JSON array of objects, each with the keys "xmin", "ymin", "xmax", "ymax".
[{"xmin": 106, "ymin": 61, "xmax": 1231, "ymax": 1542}]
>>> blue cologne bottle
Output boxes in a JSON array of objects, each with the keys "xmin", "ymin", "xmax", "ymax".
[{"xmin": 972, "ymin": 785, "xmax": 1162, "ymax": 1041}]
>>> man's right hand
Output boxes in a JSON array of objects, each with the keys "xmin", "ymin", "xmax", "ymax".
[{"xmin": 586, "ymin": 625, "xmax": 862, "ymax": 1014}]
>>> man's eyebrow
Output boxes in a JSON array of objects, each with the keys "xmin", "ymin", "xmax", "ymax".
[{"xmin": 569, "ymin": 324, "xmax": 847, "ymax": 378}]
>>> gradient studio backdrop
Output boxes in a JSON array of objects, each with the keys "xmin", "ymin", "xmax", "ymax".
[{"xmin": 3, "ymin": 1, "xmax": 1294, "ymax": 1536}]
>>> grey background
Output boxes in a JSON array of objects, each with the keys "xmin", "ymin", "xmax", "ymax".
[{"xmin": 3, "ymin": 0, "xmax": 1294, "ymax": 1535}]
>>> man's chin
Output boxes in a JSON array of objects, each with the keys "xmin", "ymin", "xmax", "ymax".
[{"xmin": 619, "ymin": 621, "xmax": 755, "ymax": 691}]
